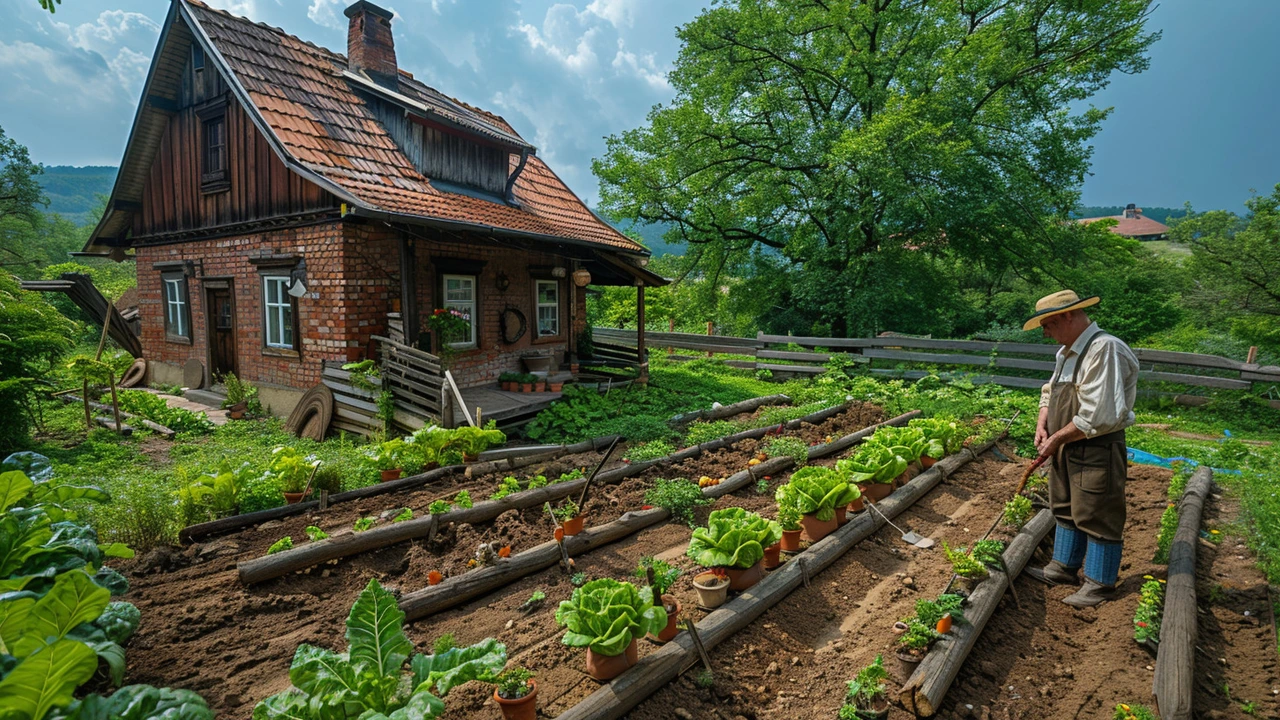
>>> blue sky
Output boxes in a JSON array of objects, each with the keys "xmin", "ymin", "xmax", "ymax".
[{"xmin": 2, "ymin": 0, "xmax": 1276, "ymax": 211}]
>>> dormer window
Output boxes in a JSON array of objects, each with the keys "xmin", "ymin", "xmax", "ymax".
[{"xmin": 197, "ymin": 98, "xmax": 229, "ymax": 193}]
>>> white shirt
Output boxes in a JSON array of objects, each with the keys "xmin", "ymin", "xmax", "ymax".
[{"xmin": 1038, "ymin": 322, "xmax": 1139, "ymax": 438}]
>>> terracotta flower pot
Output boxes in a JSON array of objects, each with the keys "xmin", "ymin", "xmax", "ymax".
[
  {"xmin": 854, "ymin": 699, "xmax": 891, "ymax": 719},
  {"xmin": 521, "ymin": 383, "xmax": 533, "ymax": 392},
  {"xmin": 921, "ymin": 455, "xmax": 939, "ymax": 469},
  {"xmin": 936, "ymin": 614, "xmax": 952, "ymax": 634},
  {"xmin": 858, "ymin": 482, "xmax": 893, "ymax": 502},
  {"xmin": 561, "ymin": 515, "xmax": 585, "ymax": 536},
  {"xmin": 800, "ymin": 513, "xmax": 838, "ymax": 543},
  {"xmin": 550, "ymin": 382, "xmax": 564, "ymax": 392},
  {"xmin": 895, "ymin": 650, "xmax": 924, "ymax": 681},
  {"xmin": 835, "ymin": 505, "xmax": 848, "ymax": 526},
  {"xmin": 493, "ymin": 680, "xmax": 538, "ymax": 720},
  {"xmin": 585, "ymin": 639, "xmax": 638, "ymax": 681},
  {"xmin": 535, "ymin": 382, "xmax": 546, "ymax": 392},
  {"xmin": 763, "ymin": 542, "xmax": 782, "ymax": 569},
  {"xmin": 283, "ymin": 491, "xmax": 306, "ymax": 504},
  {"xmin": 648, "ymin": 596, "xmax": 681, "ymax": 642},
  {"xmin": 780, "ymin": 529, "xmax": 802, "ymax": 552},
  {"xmin": 724, "ymin": 559, "xmax": 765, "ymax": 591},
  {"xmin": 380, "ymin": 468, "xmax": 402, "ymax": 482},
  {"xmin": 502, "ymin": 381, "xmax": 513, "ymax": 392},
  {"xmin": 228, "ymin": 408, "xmax": 246, "ymax": 420},
  {"xmin": 848, "ymin": 496, "xmax": 865, "ymax": 513},
  {"xmin": 911, "ymin": 459, "xmax": 924, "ymax": 475},
  {"xmin": 693, "ymin": 571, "xmax": 729, "ymax": 608}
]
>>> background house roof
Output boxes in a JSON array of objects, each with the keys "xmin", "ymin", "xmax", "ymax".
[{"xmin": 1077, "ymin": 208, "xmax": 1170, "ymax": 238}]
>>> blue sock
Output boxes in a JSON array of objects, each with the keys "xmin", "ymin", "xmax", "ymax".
[
  {"xmin": 1052, "ymin": 524, "xmax": 1086, "ymax": 569},
  {"xmin": 1084, "ymin": 538, "xmax": 1123, "ymax": 586}
]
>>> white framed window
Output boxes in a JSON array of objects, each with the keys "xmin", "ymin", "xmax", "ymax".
[
  {"xmin": 262, "ymin": 275, "xmax": 295, "ymax": 349},
  {"xmin": 535, "ymin": 280, "xmax": 559, "ymax": 337},
  {"xmin": 442, "ymin": 274, "xmax": 476, "ymax": 347},
  {"xmin": 162, "ymin": 275, "xmax": 189, "ymax": 340}
]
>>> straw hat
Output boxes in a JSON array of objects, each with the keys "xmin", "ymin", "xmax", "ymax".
[{"xmin": 1022, "ymin": 290, "xmax": 1100, "ymax": 331}]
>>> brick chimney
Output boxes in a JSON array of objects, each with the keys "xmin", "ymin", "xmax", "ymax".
[{"xmin": 345, "ymin": 1, "xmax": 397, "ymax": 90}]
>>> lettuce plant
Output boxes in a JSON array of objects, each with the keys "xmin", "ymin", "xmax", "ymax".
[
  {"xmin": 687, "ymin": 508, "xmax": 783, "ymax": 569},
  {"xmin": 555, "ymin": 578, "xmax": 668, "ymax": 657},
  {"xmin": 784, "ymin": 466, "xmax": 859, "ymax": 521},
  {"xmin": 908, "ymin": 417, "xmax": 963, "ymax": 457},
  {"xmin": 449, "ymin": 423, "xmax": 507, "ymax": 456},
  {"xmin": 255, "ymin": 578, "xmax": 507, "ymax": 719},
  {"xmin": 837, "ymin": 444, "xmax": 908, "ymax": 485},
  {"xmin": 865, "ymin": 426, "xmax": 928, "ymax": 462},
  {"xmin": 265, "ymin": 446, "xmax": 319, "ymax": 493}
]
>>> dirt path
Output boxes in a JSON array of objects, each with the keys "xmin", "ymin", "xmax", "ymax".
[{"xmin": 116, "ymin": 404, "xmax": 882, "ymax": 718}]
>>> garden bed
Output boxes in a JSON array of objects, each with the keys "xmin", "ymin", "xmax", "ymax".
[{"xmin": 115, "ymin": 402, "xmax": 884, "ymax": 717}]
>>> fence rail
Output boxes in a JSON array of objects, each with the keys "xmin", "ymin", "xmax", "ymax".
[
  {"xmin": 323, "ymin": 336, "xmax": 448, "ymax": 437},
  {"xmin": 590, "ymin": 327, "xmax": 1280, "ymax": 395}
]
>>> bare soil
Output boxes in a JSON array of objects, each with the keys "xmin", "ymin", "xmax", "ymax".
[{"xmin": 115, "ymin": 403, "xmax": 882, "ymax": 718}]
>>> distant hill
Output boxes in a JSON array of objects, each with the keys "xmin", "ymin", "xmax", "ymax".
[
  {"xmin": 1074, "ymin": 205, "xmax": 1188, "ymax": 224},
  {"xmin": 594, "ymin": 213, "xmax": 683, "ymax": 257},
  {"xmin": 39, "ymin": 166, "xmax": 117, "ymax": 225}
]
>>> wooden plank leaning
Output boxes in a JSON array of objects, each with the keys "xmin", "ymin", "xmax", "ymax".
[
  {"xmin": 1153, "ymin": 466, "xmax": 1214, "ymax": 720},
  {"xmin": 898, "ymin": 508, "xmax": 1055, "ymax": 716},
  {"xmin": 554, "ymin": 440, "xmax": 998, "ymax": 720}
]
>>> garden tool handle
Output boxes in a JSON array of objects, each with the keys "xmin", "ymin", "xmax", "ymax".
[{"xmin": 1016, "ymin": 454, "xmax": 1050, "ymax": 496}]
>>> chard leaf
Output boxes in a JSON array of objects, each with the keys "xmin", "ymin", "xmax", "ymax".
[
  {"xmin": 71, "ymin": 684, "xmax": 215, "ymax": 720},
  {"xmin": 13, "ymin": 569, "xmax": 109, "ymax": 657},
  {"xmin": 385, "ymin": 689, "xmax": 445, "ymax": 720},
  {"xmin": 346, "ymin": 579, "xmax": 411, "ymax": 680},
  {"xmin": 93, "ymin": 601, "xmax": 141, "ymax": 645},
  {"xmin": 408, "ymin": 638, "xmax": 506, "ymax": 696},
  {"xmin": 0, "ymin": 638, "xmax": 98, "ymax": 720},
  {"xmin": 288, "ymin": 644, "xmax": 360, "ymax": 699},
  {"xmin": 251, "ymin": 690, "xmax": 311, "ymax": 720},
  {"xmin": 0, "ymin": 471, "xmax": 33, "ymax": 513}
]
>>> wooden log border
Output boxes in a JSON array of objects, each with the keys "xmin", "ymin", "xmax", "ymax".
[
  {"xmin": 899, "ymin": 509, "xmax": 1056, "ymax": 716},
  {"xmin": 1153, "ymin": 466, "xmax": 1214, "ymax": 720},
  {"xmin": 237, "ymin": 404, "xmax": 916, "ymax": 584},
  {"xmin": 181, "ymin": 435, "xmax": 620, "ymax": 544},
  {"xmin": 553, "ymin": 439, "xmax": 1000, "ymax": 720},
  {"xmin": 390, "ymin": 410, "xmax": 921, "ymax": 616},
  {"xmin": 668, "ymin": 394, "xmax": 792, "ymax": 427}
]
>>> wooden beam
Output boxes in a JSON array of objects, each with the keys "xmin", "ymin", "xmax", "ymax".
[
  {"xmin": 398, "ymin": 235, "xmax": 420, "ymax": 346},
  {"xmin": 637, "ymin": 284, "xmax": 648, "ymax": 383},
  {"xmin": 1153, "ymin": 466, "xmax": 1214, "ymax": 720},
  {"xmin": 899, "ymin": 509, "xmax": 1055, "ymax": 716}
]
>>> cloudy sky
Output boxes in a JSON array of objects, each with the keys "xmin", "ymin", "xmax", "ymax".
[{"xmin": 2, "ymin": 0, "xmax": 1277, "ymax": 211}]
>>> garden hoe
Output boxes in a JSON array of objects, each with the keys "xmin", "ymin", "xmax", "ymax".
[{"xmin": 864, "ymin": 500, "xmax": 934, "ymax": 548}]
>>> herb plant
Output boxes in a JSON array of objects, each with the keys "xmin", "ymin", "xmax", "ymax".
[
  {"xmin": 844, "ymin": 654, "xmax": 890, "ymax": 712},
  {"xmin": 454, "ymin": 490, "xmax": 473, "ymax": 508},
  {"xmin": 635, "ymin": 556, "xmax": 682, "ymax": 596},
  {"xmin": 1003, "ymin": 494, "xmax": 1033, "ymax": 529},
  {"xmin": 393, "ymin": 507, "xmax": 413, "ymax": 522},
  {"xmin": 428, "ymin": 499, "xmax": 450, "ymax": 515},
  {"xmin": 762, "ymin": 435, "xmax": 809, "ymax": 468},
  {"xmin": 268, "ymin": 536, "xmax": 293, "ymax": 554},
  {"xmin": 912, "ymin": 594, "xmax": 966, "ymax": 627},
  {"xmin": 1133, "ymin": 578, "xmax": 1164, "ymax": 644},
  {"xmin": 687, "ymin": 508, "xmax": 783, "ymax": 569},
  {"xmin": 644, "ymin": 478, "xmax": 712, "ymax": 527},
  {"xmin": 490, "ymin": 476, "xmax": 523, "ymax": 502},
  {"xmin": 898, "ymin": 620, "xmax": 939, "ymax": 653},
  {"xmin": 552, "ymin": 498, "xmax": 580, "ymax": 522},
  {"xmin": 570, "ymin": 572, "xmax": 587, "ymax": 586},
  {"xmin": 555, "ymin": 578, "xmax": 668, "ymax": 657},
  {"xmin": 266, "ymin": 446, "xmax": 318, "ymax": 493},
  {"xmin": 624, "ymin": 439, "xmax": 677, "ymax": 462},
  {"xmin": 305, "ymin": 526, "xmax": 328, "ymax": 542},
  {"xmin": 971, "ymin": 539, "xmax": 1006, "ymax": 569},
  {"xmin": 493, "ymin": 667, "xmax": 535, "ymax": 700},
  {"xmin": 943, "ymin": 542, "xmax": 989, "ymax": 579},
  {"xmin": 353, "ymin": 516, "xmax": 376, "ymax": 532}
]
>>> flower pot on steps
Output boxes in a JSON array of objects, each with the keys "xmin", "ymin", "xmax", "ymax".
[
  {"xmin": 835, "ymin": 505, "xmax": 848, "ymax": 526},
  {"xmin": 283, "ymin": 491, "xmax": 306, "ymax": 504},
  {"xmin": 800, "ymin": 513, "xmax": 838, "ymax": 543},
  {"xmin": 921, "ymin": 455, "xmax": 939, "ymax": 469},
  {"xmin": 849, "ymin": 496, "xmax": 865, "ymax": 513},
  {"xmin": 858, "ymin": 482, "xmax": 893, "ymax": 502},
  {"xmin": 380, "ymin": 468, "xmax": 402, "ymax": 482},
  {"xmin": 493, "ymin": 680, "xmax": 538, "ymax": 720}
]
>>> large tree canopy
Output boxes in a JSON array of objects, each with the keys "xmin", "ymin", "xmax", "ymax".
[{"xmin": 596, "ymin": 0, "xmax": 1158, "ymax": 334}]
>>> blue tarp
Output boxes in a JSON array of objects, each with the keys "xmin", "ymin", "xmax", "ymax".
[{"xmin": 1126, "ymin": 446, "xmax": 1242, "ymax": 475}]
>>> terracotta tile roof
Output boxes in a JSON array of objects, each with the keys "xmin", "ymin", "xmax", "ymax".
[
  {"xmin": 1077, "ymin": 212, "xmax": 1169, "ymax": 238},
  {"xmin": 185, "ymin": 0, "xmax": 644, "ymax": 253}
]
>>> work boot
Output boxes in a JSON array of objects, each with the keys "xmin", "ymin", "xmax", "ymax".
[
  {"xmin": 1024, "ymin": 561, "xmax": 1080, "ymax": 586},
  {"xmin": 1061, "ymin": 579, "xmax": 1116, "ymax": 608}
]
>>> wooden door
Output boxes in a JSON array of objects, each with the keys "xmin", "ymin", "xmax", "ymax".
[{"xmin": 207, "ymin": 286, "xmax": 237, "ymax": 378}]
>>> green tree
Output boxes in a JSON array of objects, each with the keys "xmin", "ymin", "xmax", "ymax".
[
  {"xmin": 0, "ymin": 272, "xmax": 77, "ymax": 452},
  {"xmin": 0, "ymin": 126, "xmax": 48, "ymax": 269},
  {"xmin": 1170, "ymin": 187, "xmax": 1280, "ymax": 355},
  {"xmin": 595, "ymin": 0, "xmax": 1158, "ymax": 337}
]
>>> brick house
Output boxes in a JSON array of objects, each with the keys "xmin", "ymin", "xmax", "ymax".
[
  {"xmin": 81, "ymin": 0, "xmax": 662, "ymax": 417},
  {"xmin": 1077, "ymin": 203, "xmax": 1170, "ymax": 241}
]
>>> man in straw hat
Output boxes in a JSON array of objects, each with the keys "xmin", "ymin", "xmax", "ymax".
[{"xmin": 1022, "ymin": 290, "xmax": 1139, "ymax": 607}]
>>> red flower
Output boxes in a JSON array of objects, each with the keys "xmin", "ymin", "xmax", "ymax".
[{"xmin": 1136, "ymin": 621, "xmax": 1147, "ymax": 628}]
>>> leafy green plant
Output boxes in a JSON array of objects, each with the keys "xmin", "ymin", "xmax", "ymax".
[
  {"xmin": 177, "ymin": 460, "xmax": 251, "ymax": 522},
  {"xmin": 1154, "ymin": 502, "xmax": 1178, "ymax": 564},
  {"xmin": 265, "ymin": 446, "xmax": 318, "ymax": 493},
  {"xmin": 775, "ymin": 488, "xmax": 801, "ymax": 531},
  {"xmin": 784, "ymin": 465, "xmax": 859, "ymax": 521},
  {"xmin": 1113, "ymin": 702, "xmax": 1159, "ymax": 720},
  {"xmin": 555, "ymin": 578, "xmax": 668, "ymax": 657},
  {"xmin": 305, "ymin": 526, "xmax": 328, "ymax": 542},
  {"xmin": 683, "ymin": 419, "xmax": 744, "ymax": 446},
  {"xmin": 54, "ymin": 684, "xmax": 214, "ymax": 720},
  {"xmin": 527, "ymin": 474, "xmax": 549, "ymax": 490},
  {"xmin": 644, "ymin": 478, "xmax": 712, "ymax": 527},
  {"xmin": 898, "ymin": 620, "xmax": 939, "ymax": 653},
  {"xmin": 844, "ymin": 654, "xmax": 890, "ymax": 713},
  {"xmin": 755, "ymin": 478, "xmax": 770, "ymax": 494},
  {"xmin": 687, "ymin": 507, "xmax": 783, "ymax": 569},
  {"xmin": 1133, "ymin": 578, "xmax": 1164, "ymax": 645},
  {"xmin": 428, "ymin": 499, "xmax": 451, "ymax": 515},
  {"xmin": 762, "ymin": 435, "xmax": 809, "ymax": 468},
  {"xmin": 393, "ymin": 507, "xmax": 413, "ymax": 522},
  {"xmin": 694, "ymin": 669, "xmax": 715, "ymax": 688},
  {"xmin": 865, "ymin": 425, "xmax": 928, "ymax": 463},
  {"xmin": 369, "ymin": 438, "xmax": 407, "ymax": 472},
  {"xmin": 555, "ymin": 468, "xmax": 584, "ymax": 484},
  {"xmin": 912, "ymin": 594, "xmax": 966, "ymax": 628},
  {"xmin": 116, "ymin": 389, "xmax": 215, "ymax": 435},
  {"xmin": 310, "ymin": 464, "xmax": 343, "ymax": 494},
  {"xmin": 450, "ymin": 422, "xmax": 507, "ymax": 457},
  {"xmin": 837, "ymin": 444, "xmax": 907, "ymax": 485},
  {"xmin": 552, "ymin": 498, "xmax": 580, "ymax": 522},
  {"xmin": 220, "ymin": 372, "xmax": 263, "ymax": 415},
  {"xmin": 254, "ymin": 579, "xmax": 508, "ymax": 718},
  {"xmin": 353, "ymin": 517, "xmax": 375, "ymax": 532},
  {"xmin": 943, "ymin": 542, "xmax": 989, "ymax": 579},
  {"xmin": 454, "ymin": 489, "xmax": 473, "ymax": 508},
  {"xmin": 971, "ymin": 539, "xmax": 1006, "ymax": 570},
  {"xmin": 489, "ymin": 476, "xmax": 524, "ymax": 502},
  {"xmin": 635, "ymin": 556, "xmax": 682, "ymax": 596},
  {"xmin": 267, "ymin": 536, "xmax": 293, "ymax": 554},
  {"xmin": 908, "ymin": 417, "xmax": 963, "ymax": 457},
  {"xmin": 493, "ymin": 667, "xmax": 535, "ymax": 700},
  {"xmin": 1003, "ymin": 494, "xmax": 1033, "ymax": 529},
  {"xmin": 624, "ymin": 439, "xmax": 677, "ymax": 462},
  {"xmin": 433, "ymin": 634, "xmax": 456, "ymax": 655},
  {"xmin": 570, "ymin": 572, "xmax": 587, "ymax": 587}
]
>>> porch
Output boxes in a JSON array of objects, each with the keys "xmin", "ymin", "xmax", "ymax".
[{"xmin": 451, "ymin": 372, "xmax": 572, "ymax": 427}]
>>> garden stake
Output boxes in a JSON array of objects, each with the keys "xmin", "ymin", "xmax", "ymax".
[
  {"xmin": 683, "ymin": 619, "xmax": 713, "ymax": 676},
  {"xmin": 299, "ymin": 461, "xmax": 321, "ymax": 501},
  {"xmin": 544, "ymin": 502, "xmax": 575, "ymax": 573},
  {"xmin": 576, "ymin": 436, "xmax": 621, "ymax": 511}
]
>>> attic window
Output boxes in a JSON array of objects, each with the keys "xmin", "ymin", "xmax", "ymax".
[
  {"xmin": 192, "ymin": 44, "xmax": 204, "ymax": 72},
  {"xmin": 197, "ymin": 100, "xmax": 229, "ymax": 194}
]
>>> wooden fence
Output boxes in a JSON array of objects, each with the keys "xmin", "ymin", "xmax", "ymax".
[
  {"xmin": 323, "ymin": 336, "xmax": 449, "ymax": 437},
  {"xmin": 591, "ymin": 327, "xmax": 1280, "ymax": 398}
]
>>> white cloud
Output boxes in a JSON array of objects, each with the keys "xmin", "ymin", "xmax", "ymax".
[
  {"xmin": 612, "ymin": 43, "xmax": 669, "ymax": 91},
  {"xmin": 517, "ymin": 4, "xmax": 602, "ymax": 74},
  {"xmin": 307, "ymin": 0, "xmax": 344, "ymax": 29},
  {"xmin": 202, "ymin": 0, "xmax": 258, "ymax": 17},
  {"xmin": 64, "ymin": 10, "xmax": 160, "ymax": 92},
  {"xmin": 0, "ymin": 39, "xmax": 118, "ymax": 108},
  {"xmin": 586, "ymin": 0, "xmax": 638, "ymax": 28}
]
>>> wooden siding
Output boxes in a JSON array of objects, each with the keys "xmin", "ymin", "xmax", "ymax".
[
  {"xmin": 365, "ymin": 95, "xmax": 509, "ymax": 195},
  {"xmin": 132, "ymin": 49, "xmax": 336, "ymax": 238}
]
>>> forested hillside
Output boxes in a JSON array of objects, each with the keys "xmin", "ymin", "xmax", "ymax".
[{"xmin": 38, "ymin": 165, "xmax": 117, "ymax": 225}]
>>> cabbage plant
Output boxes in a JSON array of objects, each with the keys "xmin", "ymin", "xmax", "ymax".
[
  {"xmin": 784, "ymin": 466, "xmax": 859, "ymax": 521},
  {"xmin": 555, "ymin": 578, "xmax": 668, "ymax": 657},
  {"xmin": 686, "ymin": 508, "xmax": 783, "ymax": 569},
  {"xmin": 254, "ymin": 578, "xmax": 507, "ymax": 719}
]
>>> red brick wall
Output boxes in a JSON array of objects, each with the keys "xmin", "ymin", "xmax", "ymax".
[{"xmin": 136, "ymin": 220, "xmax": 588, "ymax": 392}]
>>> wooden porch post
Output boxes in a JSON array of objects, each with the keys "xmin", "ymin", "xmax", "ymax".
[
  {"xmin": 637, "ymin": 282, "xmax": 648, "ymax": 384},
  {"xmin": 399, "ymin": 235, "xmax": 420, "ymax": 346}
]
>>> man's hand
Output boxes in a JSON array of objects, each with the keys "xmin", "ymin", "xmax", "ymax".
[
  {"xmin": 1034, "ymin": 407, "xmax": 1049, "ymax": 448},
  {"xmin": 1037, "ymin": 422, "xmax": 1087, "ymax": 460}
]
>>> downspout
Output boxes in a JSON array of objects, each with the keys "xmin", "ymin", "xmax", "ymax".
[{"xmin": 504, "ymin": 148, "xmax": 530, "ymax": 204}]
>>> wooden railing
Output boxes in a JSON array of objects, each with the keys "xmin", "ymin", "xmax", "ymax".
[
  {"xmin": 322, "ymin": 336, "xmax": 448, "ymax": 436},
  {"xmin": 591, "ymin": 327, "xmax": 1280, "ymax": 397}
]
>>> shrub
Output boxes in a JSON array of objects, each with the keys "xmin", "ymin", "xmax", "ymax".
[
  {"xmin": 88, "ymin": 472, "xmax": 181, "ymax": 550},
  {"xmin": 644, "ymin": 478, "xmax": 712, "ymax": 527}
]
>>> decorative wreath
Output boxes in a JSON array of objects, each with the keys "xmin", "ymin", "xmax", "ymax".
[{"xmin": 499, "ymin": 306, "xmax": 527, "ymax": 345}]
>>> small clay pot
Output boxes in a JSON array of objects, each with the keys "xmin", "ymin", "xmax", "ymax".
[
  {"xmin": 724, "ymin": 560, "xmax": 765, "ymax": 591},
  {"xmin": 763, "ymin": 541, "xmax": 782, "ymax": 569},
  {"xmin": 894, "ymin": 470, "xmax": 911, "ymax": 488},
  {"xmin": 561, "ymin": 515, "xmax": 585, "ymax": 536},
  {"xmin": 648, "ymin": 596, "xmax": 681, "ymax": 642},
  {"xmin": 848, "ymin": 495, "xmax": 865, "ymax": 513},
  {"xmin": 858, "ymin": 482, "xmax": 893, "ymax": 502},
  {"xmin": 854, "ymin": 699, "xmax": 891, "ymax": 720},
  {"xmin": 910, "ymin": 459, "xmax": 924, "ymax": 475},
  {"xmin": 228, "ymin": 408, "xmax": 246, "ymax": 420},
  {"xmin": 535, "ymin": 382, "xmax": 547, "ymax": 392},
  {"xmin": 585, "ymin": 639, "xmax": 638, "ymax": 681},
  {"xmin": 521, "ymin": 383, "xmax": 533, "ymax": 392},
  {"xmin": 693, "ymin": 571, "xmax": 729, "ymax": 608},
  {"xmin": 921, "ymin": 455, "xmax": 939, "ymax": 469},
  {"xmin": 936, "ymin": 614, "xmax": 952, "ymax": 634},
  {"xmin": 283, "ymin": 491, "xmax": 306, "ymax": 504},
  {"xmin": 895, "ymin": 650, "xmax": 924, "ymax": 680},
  {"xmin": 550, "ymin": 382, "xmax": 564, "ymax": 392},
  {"xmin": 380, "ymin": 468, "xmax": 402, "ymax": 482},
  {"xmin": 800, "ymin": 513, "xmax": 837, "ymax": 543},
  {"xmin": 835, "ymin": 505, "xmax": 848, "ymax": 526},
  {"xmin": 462, "ymin": 452, "xmax": 479, "ymax": 463},
  {"xmin": 493, "ymin": 680, "xmax": 538, "ymax": 720},
  {"xmin": 780, "ymin": 529, "xmax": 802, "ymax": 552}
]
